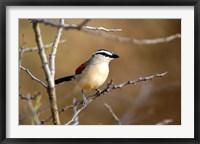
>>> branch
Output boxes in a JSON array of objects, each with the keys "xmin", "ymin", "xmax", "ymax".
[
  {"xmin": 84, "ymin": 29, "xmax": 181, "ymax": 45},
  {"xmin": 31, "ymin": 19, "xmax": 122, "ymax": 32},
  {"xmin": 84, "ymin": 25, "xmax": 122, "ymax": 32},
  {"xmin": 32, "ymin": 21, "xmax": 60, "ymax": 125},
  {"xmin": 20, "ymin": 66, "xmax": 47, "ymax": 88},
  {"xmin": 88, "ymin": 71, "xmax": 168, "ymax": 99},
  {"xmin": 49, "ymin": 19, "xmax": 64, "ymax": 78},
  {"xmin": 31, "ymin": 19, "xmax": 180, "ymax": 45},
  {"xmin": 104, "ymin": 103, "xmax": 121, "ymax": 125},
  {"xmin": 41, "ymin": 71, "xmax": 168, "ymax": 124}
]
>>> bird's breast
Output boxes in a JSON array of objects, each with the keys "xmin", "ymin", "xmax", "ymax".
[{"xmin": 76, "ymin": 63, "xmax": 109, "ymax": 92}]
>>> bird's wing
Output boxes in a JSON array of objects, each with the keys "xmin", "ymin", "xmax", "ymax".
[{"xmin": 75, "ymin": 63, "xmax": 87, "ymax": 75}]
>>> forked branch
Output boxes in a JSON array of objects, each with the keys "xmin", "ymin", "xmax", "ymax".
[
  {"xmin": 31, "ymin": 19, "xmax": 180, "ymax": 45},
  {"xmin": 32, "ymin": 21, "xmax": 60, "ymax": 125}
]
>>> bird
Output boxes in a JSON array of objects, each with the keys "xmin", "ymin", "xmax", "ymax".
[{"xmin": 55, "ymin": 49, "xmax": 119, "ymax": 104}]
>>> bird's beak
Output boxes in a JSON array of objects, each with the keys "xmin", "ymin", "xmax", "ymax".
[{"xmin": 112, "ymin": 54, "xmax": 119, "ymax": 58}]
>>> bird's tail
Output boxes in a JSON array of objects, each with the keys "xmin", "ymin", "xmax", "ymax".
[{"xmin": 55, "ymin": 75, "xmax": 74, "ymax": 84}]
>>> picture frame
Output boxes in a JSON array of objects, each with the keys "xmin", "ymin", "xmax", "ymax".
[{"xmin": 0, "ymin": 0, "xmax": 199, "ymax": 143}]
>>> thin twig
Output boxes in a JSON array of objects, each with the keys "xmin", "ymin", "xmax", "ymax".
[
  {"xmin": 120, "ymin": 84, "xmax": 153, "ymax": 125},
  {"xmin": 27, "ymin": 94, "xmax": 41, "ymax": 125},
  {"xmin": 41, "ymin": 104, "xmax": 74, "ymax": 124},
  {"xmin": 104, "ymin": 103, "xmax": 121, "ymax": 125},
  {"xmin": 32, "ymin": 21, "xmax": 60, "ymax": 125},
  {"xmin": 19, "ymin": 34, "xmax": 26, "ymax": 72},
  {"xmin": 113, "ymin": 71, "xmax": 168, "ymax": 89},
  {"xmin": 41, "ymin": 71, "xmax": 168, "ymax": 124},
  {"xmin": 84, "ymin": 26, "xmax": 122, "ymax": 32},
  {"xmin": 88, "ymin": 71, "xmax": 168, "ymax": 99},
  {"xmin": 84, "ymin": 29, "xmax": 181, "ymax": 45},
  {"xmin": 20, "ymin": 66, "xmax": 47, "ymax": 88},
  {"xmin": 31, "ymin": 19, "xmax": 180, "ymax": 45},
  {"xmin": 19, "ymin": 92, "xmax": 41, "ymax": 100},
  {"xmin": 72, "ymin": 98, "xmax": 79, "ymax": 125},
  {"xmin": 156, "ymin": 119, "xmax": 173, "ymax": 125},
  {"xmin": 31, "ymin": 19, "xmax": 122, "ymax": 32},
  {"xmin": 65, "ymin": 99, "xmax": 92, "ymax": 125},
  {"xmin": 77, "ymin": 19, "xmax": 90, "ymax": 29},
  {"xmin": 19, "ymin": 40, "xmax": 66, "ymax": 53}
]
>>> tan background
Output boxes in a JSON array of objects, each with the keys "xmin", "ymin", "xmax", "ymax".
[{"xmin": 19, "ymin": 19, "xmax": 181, "ymax": 125}]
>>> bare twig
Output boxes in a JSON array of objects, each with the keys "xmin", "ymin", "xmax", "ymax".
[
  {"xmin": 84, "ymin": 26, "xmax": 122, "ymax": 32},
  {"xmin": 19, "ymin": 92, "xmax": 41, "ymax": 100},
  {"xmin": 41, "ymin": 71, "xmax": 168, "ymax": 124},
  {"xmin": 31, "ymin": 19, "xmax": 79, "ymax": 30},
  {"xmin": 88, "ymin": 71, "xmax": 168, "ymax": 99},
  {"xmin": 32, "ymin": 21, "xmax": 60, "ymax": 125},
  {"xmin": 156, "ymin": 119, "xmax": 173, "ymax": 125},
  {"xmin": 120, "ymin": 83, "xmax": 153, "ymax": 125},
  {"xmin": 72, "ymin": 98, "xmax": 79, "ymax": 125},
  {"xmin": 31, "ymin": 19, "xmax": 180, "ymax": 45},
  {"xmin": 27, "ymin": 94, "xmax": 41, "ymax": 125},
  {"xmin": 20, "ymin": 66, "xmax": 47, "ymax": 88},
  {"xmin": 84, "ymin": 29, "xmax": 181, "ymax": 45},
  {"xmin": 19, "ymin": 34, "xmax": 26, "ymax": 71},
  {"xmin": 49, "ymin": 19, "xmax": 64, "ymax": 78},
  {"xmin": 104, "ymin": 103, "xmax": 121, "ymax": 125},
  {"xmin": 65, "ymin": 99, "xmax": 92, "ymax": 125},
  {"xmin": 19, "ymin": 39, "xmax": 65, "ymax": 53},
  {"xmin": 40, "ymin": 104, "xmax": 74, "ymax": 124},
  {"xmin": 31, "ymin": 19, "xmax": 122, "ymax": 32},
  {"xmin": 114, "ymin": 71, "xmax": 168, "ymax": 88},
  {"xmin": 77, "ymin": 19, "xmax": 90, "ymax": 29}
]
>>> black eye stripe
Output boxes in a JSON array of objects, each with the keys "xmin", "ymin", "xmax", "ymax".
[
  {"xmin": 94, "ymin": 52, "xmax": 113, "ymax": 57},
  {"xmin": 95, "ymin": 49, "xmax": 113, "ymax": 54}
]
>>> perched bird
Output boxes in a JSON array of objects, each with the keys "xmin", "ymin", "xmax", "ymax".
[{"xmin": 55, "ymin": 49, "xmax": 119, "ymax": 103}]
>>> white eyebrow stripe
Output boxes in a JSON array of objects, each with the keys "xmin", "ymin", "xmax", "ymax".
[{"xmin": 94, "ymin": 50, "xmax": 113, "ymax": 56}]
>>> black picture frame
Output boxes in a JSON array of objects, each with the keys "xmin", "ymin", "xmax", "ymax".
[{"xmin": 0, "ymin": 0, "xmax": 199, "ymax": 144}]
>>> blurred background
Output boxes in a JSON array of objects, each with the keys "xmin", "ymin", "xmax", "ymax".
[{"xmin": 19, "ymin": 19, "xmax": 181, "ymax": 125}]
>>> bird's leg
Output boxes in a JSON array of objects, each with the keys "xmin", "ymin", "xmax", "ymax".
[
  {"xmin": 95, "ymin": 89, "xmax": 102, "ymax": 96},
  {"xmin": 81, "ymin": 90, "xmax": 87, "ymax": 105}
]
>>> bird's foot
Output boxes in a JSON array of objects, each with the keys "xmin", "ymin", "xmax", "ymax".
[
  {"xmin": 82, "ymin": 95, "xmax": 88, "ymax": 106},
  {"xmin": 96, "ymin": 89, "xmax": 102, "ymax": 96}
]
